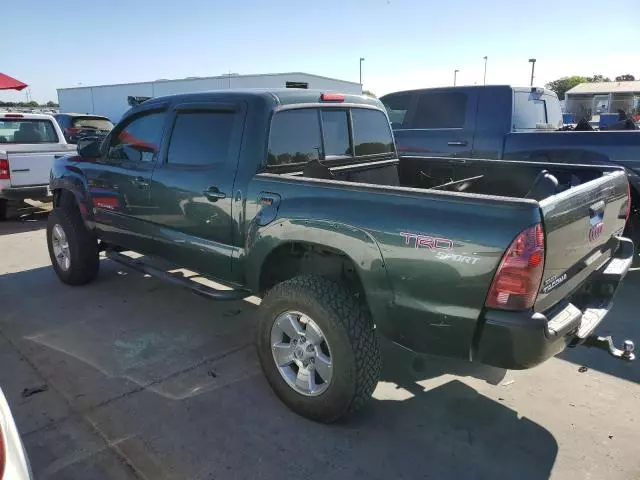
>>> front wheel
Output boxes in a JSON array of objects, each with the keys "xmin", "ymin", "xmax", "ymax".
[
  {"xmin": 47, "ymin": 208, "xmax": 100, "ymax": 285},
  {"xmin": 256, "ymin": 275, "xmax": 381, "ymax": 423}
]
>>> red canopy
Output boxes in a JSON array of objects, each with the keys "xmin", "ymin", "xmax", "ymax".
[{"xmin": 0, "ymin": 73, "xmax": 28, "ymax": 91}]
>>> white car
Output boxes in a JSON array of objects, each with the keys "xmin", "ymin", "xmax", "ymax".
[
  {"xmin": 0, "ymin": 387, "xmax": 32, "ymax": 479},
  {"xmin": 0, "ymin": 112, "xmax": 76, "ymax": 220}
]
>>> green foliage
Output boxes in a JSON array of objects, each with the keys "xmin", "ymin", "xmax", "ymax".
[
  {"xmin": 615, "ymin": 74, "xmax": 636, "ymax": 82},
  {"xmin": 585, "ymin": 74, "xmax": 611, "ymax": 83},
  {"xmin": 362, "ymin": 90, "xmax": 376, "ymax": 98},
  {"xmin": 544, "ymin": 76, "xmax": 587, "ymax": 99},
  {"xmin": 0, "ymin": 100, "xmax": 58, "ymax": 108}
]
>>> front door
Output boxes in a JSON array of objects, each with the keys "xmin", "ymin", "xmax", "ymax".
[
  {"xmin": 148, "ymin": 102, "xmax": 245, "ymax": 279},
  {"xmin": 87, "ymin": 107, "xmax": 168, "ymax": 253}
]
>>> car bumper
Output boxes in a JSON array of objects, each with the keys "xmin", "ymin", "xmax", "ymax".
[
  {"xmin": 0, "ymin": 185, "xmax": 51, "ymax": 201},
  {"xmin": 474, "ymin": 236, "xmax": 634, "ymax": 369}
]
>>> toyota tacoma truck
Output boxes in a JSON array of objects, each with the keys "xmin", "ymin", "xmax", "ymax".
[
  {"xmin": 380, "ymin": 86, "xmax": 640, "ymax": 254},
  {"xmin": 47, "ymin": 89, "xmax": 635, "ymax": 423},
  {"xmin": 0, "ymin": 112, "xmax": 76, "ymax": 219}
]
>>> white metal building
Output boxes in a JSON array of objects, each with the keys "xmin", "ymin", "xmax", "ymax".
[
  {"xmin": 565, "ymin": 80, "xmax": 640, "ymax": 117},
  {"xmin": 57, "ymin": 72, "xmax": 362, "ymax": 123}
]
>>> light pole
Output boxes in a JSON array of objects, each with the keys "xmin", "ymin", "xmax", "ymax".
[
  {"xmin": 529, "ymin": 58, "xmax": 536, "ymax": 86},
  {"xmin": 454, "ymin": 69, "xmax": 459, "ymax": 86},
  {"xmin": 483, "ymin": 56, "xmax": 488, "ymax": 85},
  {"xmin": 359, "ymin": 57, "xmax": 365, "ymax": 87}
]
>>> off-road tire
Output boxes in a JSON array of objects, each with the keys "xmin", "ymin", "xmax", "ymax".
[
  {"xmin": 256, "ymin": 275, "xmax": 381, "ymax": 423},
  {"xmin": 47, "ymin": 207, "xmax": 99, "ymax": 285}
]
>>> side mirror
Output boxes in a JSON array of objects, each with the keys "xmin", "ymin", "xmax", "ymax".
[{"xmin": 77, "ymin": 138, "xmax": 102, "ymax": 158}]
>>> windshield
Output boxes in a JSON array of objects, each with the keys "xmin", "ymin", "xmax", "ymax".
[
  {"xmin": 72, "ymin": 117, "xmax": 114, "ymax": 131},
  {"xmin": 0, "ymin": 119, "xmax": 59, "ymax": 143}
]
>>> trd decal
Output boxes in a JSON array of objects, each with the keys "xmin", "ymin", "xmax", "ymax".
[
  {"xmin": 400, "ymin": 232, "xmax": 453, "ymax": 250},
  {"xmin": 542, "ymin": 272, "xmax": 567, "ymax": 294},
  {"xmin": 435, "ymin": 252, "xmax": 480, "ymax": 264}
]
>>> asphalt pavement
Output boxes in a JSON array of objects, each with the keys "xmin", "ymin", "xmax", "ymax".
[{"xmin": 0, "ymin": 211, "xmax": 638, "ymax": 479}]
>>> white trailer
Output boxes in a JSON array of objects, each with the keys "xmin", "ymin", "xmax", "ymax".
[{"xmin": 57, "ymin": 72, "xmax": 362, "ymax": 123}]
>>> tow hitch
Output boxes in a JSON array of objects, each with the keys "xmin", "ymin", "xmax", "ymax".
[{"xmin": 583, "ymin": 336, "xmax": 635, "ymax": 361}]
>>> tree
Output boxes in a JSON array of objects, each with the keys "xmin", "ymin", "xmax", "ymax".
[
  {"xmin": 362, "ymin": 90, "xmax": 376, "ymax": 98},
  {"xmin": 26, "ymin": 101, "xmax": 39, "ymax": 107},
  {"xmin": 615, "ymin": 74, "xmax": 636, "ymax": 82},
  {"xmin": 45, "ymin": 100, "xmax": 59, "ymax": 107},
  {"xmin": 545, "ymin": 76, "xmax": 587, "ymax": 99},
  {"xmin": 585, "ymin": 74, "xmax": 611, "ymax": 83}
]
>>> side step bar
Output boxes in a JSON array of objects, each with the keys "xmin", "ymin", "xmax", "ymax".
[{"xmin": 106, "ymin": 251, "xmax": 252, "ymax": 301}]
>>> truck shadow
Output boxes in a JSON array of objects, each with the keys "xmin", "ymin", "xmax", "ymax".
[{"xmin": 0, "ymin": 261, "xmax": 558, "ymax": 479}]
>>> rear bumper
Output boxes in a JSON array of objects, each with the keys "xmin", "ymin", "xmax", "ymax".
[
  {"xmin": 0, "ymin": 185, "xmax": 51, "ymax": 201},
  {"xmin": 474, "ymin": 237, "xmax": 634, "ymax": 369}
]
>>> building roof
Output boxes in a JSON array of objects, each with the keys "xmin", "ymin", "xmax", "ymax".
[
  {"xmin": 57, "ymin": 72, "xmax": 360, "ymax": 92},
  {"xmin": 566, "ymin": 81, "xmax": 640, "ymax": 95}
]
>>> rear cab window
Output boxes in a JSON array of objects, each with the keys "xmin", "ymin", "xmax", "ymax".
[
  {"xmin": 512, "ymin": 91, "xmax": 563, "ymax": 131},
  {"xmin": 72, "ymin": 117, "xmax": 114, "ymax": 132},
  {"xmin": 0, "ymin": 119, "xmax": 59, "ymax": 144},
  {"xmin": 267, "ymin": 106, "xmax": 395, "ymax": 169}
]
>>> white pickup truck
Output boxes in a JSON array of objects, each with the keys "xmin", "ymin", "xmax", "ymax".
[{"xmin": 0, "ymin": 112, "xmax": 76, "ymax": 219}]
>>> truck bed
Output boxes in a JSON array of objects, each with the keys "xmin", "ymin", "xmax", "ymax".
[{"xmin": 256, "ymin": 156, "xmax": 629, "ymax": 359}]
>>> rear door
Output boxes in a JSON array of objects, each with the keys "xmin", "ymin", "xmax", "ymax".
[
  {"xmin": 535, "ymin": 169, "xmax": 629, "ymax": 312},
  {"xmin": 148, "ymin": 101, "xmax": 245, "ymax": 278},
  {"xmin": 383, "ymin": 89, "xmax": 477, "ymax": 158}
]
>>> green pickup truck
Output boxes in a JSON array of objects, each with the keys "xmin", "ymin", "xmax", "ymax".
[{"xmin": 48, "ymin": 89, "xmax": 635, "ymax": 423}]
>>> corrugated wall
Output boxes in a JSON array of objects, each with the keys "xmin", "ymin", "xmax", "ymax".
[{"xmin": 58, "ymin": 74, "xmax": 361, "ymax": 122}]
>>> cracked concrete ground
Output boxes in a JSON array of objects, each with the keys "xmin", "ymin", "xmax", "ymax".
[{"xmin": 0, "ymin": 211, "xmax": 638, "ymax": 479}]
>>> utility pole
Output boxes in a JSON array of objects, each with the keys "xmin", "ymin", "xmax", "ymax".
[
  {"xmin": 529, "ymin": 58, "xmax": 536, "ymax": 86},
  {"xmin": 454, "ymin": 69, "xmax": 459, "ymax": 87},
  {"xmin": 359, "ymin": 57, "xmax": 365, "ymax": 87},
  {"xmin": 483, "ymin": 56, "xmax": 488, "ymax": 85}
]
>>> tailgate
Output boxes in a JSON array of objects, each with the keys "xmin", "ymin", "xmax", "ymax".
[
  {"xmin": 7, "ymin": 150, "xmax": 64, "ymax": 187},
  {"xmin": 535, "ymin": 169, "xmax": 629, "ymax": 311}
]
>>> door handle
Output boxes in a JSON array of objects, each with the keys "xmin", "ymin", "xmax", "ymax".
[
  {"xmin": 132, "ymin": 176, "xmax": 149, "ymax": 188},
  {"xmin": 203, "ymin": 187, "xmax": 226, "ymax": 202},
  {"xmin": 448, "ymin": 141, "xmax": 468, "ymax": 147}
]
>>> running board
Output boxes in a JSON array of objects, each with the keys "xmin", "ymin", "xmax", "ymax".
[{"xmin": 105, "ymin": 251, "xmax": 251, "ymax": 301}]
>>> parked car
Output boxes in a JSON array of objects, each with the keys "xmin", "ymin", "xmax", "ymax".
[
  {"xmin": 53, "ymin": 113, "xmax": 113, "ymax": 144},
  {"xmin": 48, "ymin": 89, "xmax": 634, "ymax": 423},
  {"xmin": 0, "ymin": 387, "xmax": 33, "ymax": 479},
  {"xmin": 0, "ymin": 112, "xmax": 76, "ymax": 219},
  {"xmin": 380, "ymin": 85, "xmax": 640, "ymax": 246}
]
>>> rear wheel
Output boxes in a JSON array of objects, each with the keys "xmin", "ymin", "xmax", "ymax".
[
  {"xmin": 47, "ymin": 207, "xmax": 99, "ymax": 285},
  {"xmin": 256, "ymin": 275, "xmax": 381, "ymax": 423}
]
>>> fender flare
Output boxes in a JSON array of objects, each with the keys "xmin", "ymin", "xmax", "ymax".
[{"xmin": 244, "ymin": 218, "xmax": 394, "ymax": 331}]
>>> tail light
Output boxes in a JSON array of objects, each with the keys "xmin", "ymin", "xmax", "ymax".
[
  {"xmin": 0, "ymin": 157, "xmax": 9, "ymax": 180},
  {"xmin": 485, "ymin": 223, "xmax": 545, "ymax": 310}
]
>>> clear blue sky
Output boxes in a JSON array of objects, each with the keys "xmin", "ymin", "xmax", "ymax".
[{"xmin": 2, "ymin": 0, "xmax": 637, "ymax": 103}]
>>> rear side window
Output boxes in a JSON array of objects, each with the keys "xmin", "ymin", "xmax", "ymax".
[
  {"xmin": 351, "ymin": 109, "xmax": 394, "ymax": 156},
  {"xmin": 267, "ymin": 109, "xmax": 321, "ymax": 166},
  {"xmin": 168, "ymin": 111, "xmax": 235, "ymax": 166},
  {"xmin": 381, "ymin": 93, "xmax": 412, "ymax": 128},
  {"xmin": 412, "ymin": 92, "xmax": 467, "ymax": 129},
  {"xmin": 0, "ymin": 119, "xmax": 59, "ymax": 144}
]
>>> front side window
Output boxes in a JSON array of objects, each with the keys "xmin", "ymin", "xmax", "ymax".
[
  {"xmin": 107, "ymin": 111, "xmax": 165, "ymax": 163},
  {"xmin": 167, "ymin": 111, "xmax": 235, "ymax": 166},
  {"xmin": 381, "ymin": 93, "xmax": 412, "ymax": 128},
  {"xmin": 351, "ymin": 109, "xmax": 394, "ymax": 156},
  {"xmin": 0, "ymin": 119, "xmax": 59, "ymax": 144},
  {"xmin": 267, "ymin": 109, "xmax": 321, "ymax": 166}
]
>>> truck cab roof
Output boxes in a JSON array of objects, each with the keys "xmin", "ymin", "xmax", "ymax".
[
  {"xmin": 384, "ymin": 85, "xmax": 557, "ymax": 98},
  {"xmin": 131, "ymin": 89, "xmax": 380, "ymax": 112}
]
